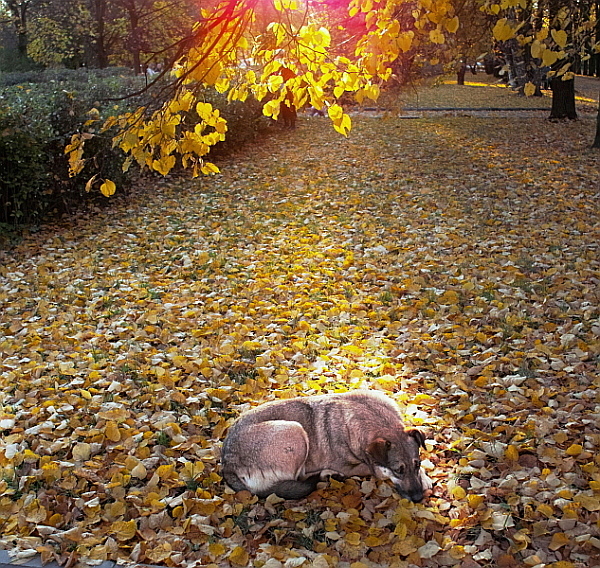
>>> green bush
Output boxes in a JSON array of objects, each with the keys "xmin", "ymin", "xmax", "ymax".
[
  {"xmin": 0, "ymin": 118, "xmax": 49, "ymax": 229},
  {"xmin": 0, "ymin": 66, "xmax": 135, "ymax": 87},
  {"xmin": 0, "ymin": 68, "xmax": 270, "ymax": 238},
  {"xmin": 0, "ymin": 71, "xmax": 142, "ymax": 231}
]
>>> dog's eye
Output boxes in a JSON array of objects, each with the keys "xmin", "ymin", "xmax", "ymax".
[{"xmin": 396, "ymin": 464, "xmax": 406, "ymax": 476}]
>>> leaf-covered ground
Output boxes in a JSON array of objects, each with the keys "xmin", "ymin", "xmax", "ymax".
[
  {"xmin": 1, "ymin": 96, "xmax": 600, "ymax": 568},
  {"xmin": 379, "ymin": 75, "xmax": 598, "ymax": 111}
]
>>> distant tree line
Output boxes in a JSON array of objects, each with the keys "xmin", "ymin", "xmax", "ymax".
[{"xmin": 0, "ymin": 0, "xmax": 200, "ymax": 73}]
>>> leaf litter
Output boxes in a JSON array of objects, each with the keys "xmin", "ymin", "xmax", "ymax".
[{"xmin": 0, "ymin": 110, "xmax": 599, "ymax": 568}]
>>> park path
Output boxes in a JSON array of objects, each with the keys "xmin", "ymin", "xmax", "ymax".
[
  {"xmin": 0, "ymin": 114, "xmax": 599, "ymax": 567},
  {"xmin": 576, "ymin": 74, "xmax": 600, "ymax": 102}
]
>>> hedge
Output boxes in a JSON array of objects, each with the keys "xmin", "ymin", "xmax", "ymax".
[{"xmin": 0, "ymin": 68, "xmax": 268, "ymax": 237}]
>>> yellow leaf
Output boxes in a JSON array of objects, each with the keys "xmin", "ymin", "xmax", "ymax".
[
  {"xmin": 345, "ymin": 532, "xmax": 361, "ymax": 546},
  {"xmin": 523, "ymin": 82, "xmax": 536, "ymax": 97},
  {"xmin": 445, "ymin": 16, "xmax": 459, "ymax": 34},
  {"xmin": 397, "ymin": 32, "xmax": 413, "ymax": 52},
  {"xmin": 24, "ymin": 502, "xmax": 47, "ymax": 524},
  {"xmin": 105, "ymin": 421, "xmax": 121, "ymax": 443},
  {"xmin": 440, "ymin": 290, "xmax": 460, "ymax": 304},
  {"xmin": 493, "ymin": 19, "xmax": 515, "ymax": 42},
  {"xmin": 565, "ymin": 444, "xmax": 582, "ymax": 456},
  {"xmin": 530, "ymin": 40, "xmax": 544, "ymax": 59},
  {"xmin": 152, "ymin": 155, "xmax": 176, "ymax": 176},
  {"xmin": 342, "ymin": 344, "xmax": 363, "ymax": 356},
  {"xmin": 110, "ymin": 519, "xmax": 137, "ymax": 541},
  {"xmin": 209, "ymin": 542, "xmax": 226, "ymax": 557},
  {"xmin": 156, "ymin": 464, "xmax": 176, "ymax": 479},
  {"xmin": 505, "ymin": 444, "xmax": 519, "ymax": 462},
  {"xmin": 201, "ymin": 162, "xmax": 220, "ymax": 175},
  {"xmin": 537, "ymin": 503, "xmax": 554, "ymax": 517},
  {"xmin": 542, "ymin": 49, "xmax": 560, "ymax": 67},
  {"xmin": 181, "ymin": 461, "xmax": 205, "ymax": 479},
  {"xmin": 549, "ymin": 532, "xmax": 570, "ymax": 551},
  {"xmin": 100, "ymin": 179, "xmax": 116, "ymax": 197},
  {"xmin": 536, "ymin": 28, "xmax": 549, "ymax": 41},
  {"xmin": 452, "ymin": 486, "xmax": 466, "ymax": 499},
  {"xmin": 551, "ymin": 29, "xmax": 568, "ymax": 48},
  {"xmin": 229, "ymin": 546, "xmax": 249, "ymax": 566},
  {"xmin": 468, "ymin": 494, "xmax": 485, "ymax": 508},
  {"xmin": 574, "ymin": 495, "xmax": 600, "ymax": 511},
  {"xmin": 429, "ymin": 29, "xmax": 445, "ymax": 44}
]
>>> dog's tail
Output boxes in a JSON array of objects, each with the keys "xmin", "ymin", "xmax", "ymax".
[{"xmin": 259, "ymin": 474, "xmax": 321, "ymax": 500}]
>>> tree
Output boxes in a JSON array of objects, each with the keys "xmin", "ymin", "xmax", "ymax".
[
  {"xmin": 2, "ymin": 0, "xmax": 43, "ymax": 56},
  {"xmin": 593, "ymin": 89, "xmax": 600, "ymax": 147},
  {"xmin": 449, "ymin": 0, "xmax": 493, "ymax": 85},
  {"xmin": 105, "ymin": 0, "xmax": 197, "ymax": 74},
  {"xmin": 26, "ymin": 1, "xmax": 95, "ymax": 67},
  {"xmin": 486, "ymin": 0, "xmax": 599, "ymax": 119},
  {"xmin": 67, "ymin": 0, "xmax": 458, "ymax": 189}
]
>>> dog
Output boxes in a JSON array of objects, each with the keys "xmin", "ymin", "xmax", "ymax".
[{"xmin": 221, "ymin": 390, "xmax": 432, "ymax": 501}]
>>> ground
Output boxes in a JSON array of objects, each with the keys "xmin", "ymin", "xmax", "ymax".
[{"xmin": 0, "ymin": 79, "xmax": 599, "ymax": 568}]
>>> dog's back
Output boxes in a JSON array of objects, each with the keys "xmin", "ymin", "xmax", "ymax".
[{"xmin": 221, "ymin": 390, "xmax": 428, "ymax": 500}]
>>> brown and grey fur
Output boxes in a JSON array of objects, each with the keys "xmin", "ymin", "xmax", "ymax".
[{"xmin": 221, "ymin": 390, "xmax": 432, "ymax": 501}]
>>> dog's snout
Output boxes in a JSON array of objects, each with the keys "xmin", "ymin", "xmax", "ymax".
[{"xmin": 399, "ymin": 487, "xmax": 424, "ymax": 502}]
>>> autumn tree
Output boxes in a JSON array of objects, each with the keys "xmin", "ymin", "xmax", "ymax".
[
  {"xmin": 67, "ymin": 0, "xmax": 459, "ymax": 192},
  {"xmin": 1, "ymin": 0, "xmax": 43, "ymax": 57},
  {"xmin": 486, "ymin": 0, "xmax": 599, "ymax": 118},
  {"xmin": 449, "ymin": 0, "xmax": 493, "ymax": 84},
  {"xmin": 26, "ymin": 1, "xmax": 96, "ymax": 67}
]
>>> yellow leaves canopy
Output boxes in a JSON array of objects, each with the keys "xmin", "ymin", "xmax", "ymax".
[{"xmin": 66, "ymin": 0, "xmax": 458, "ymax": 193}]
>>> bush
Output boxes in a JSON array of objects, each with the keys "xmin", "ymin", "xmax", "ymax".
[
  {"xmin": 0, "ymin": 69, "xmax": 144, "ymax": 232},
  {"xmin": 0, "ymin": 66, "xmax": 135, "ymax": 87},
  {"xmin": 0, "ymin": 68, "xmax": 271, "ymax": 238}
]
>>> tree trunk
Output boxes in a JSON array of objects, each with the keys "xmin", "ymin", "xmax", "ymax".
[
  {"xmin": 593, "ymin": 89, "xmax": 600, "ymax": 148},
  {"xmin": 91, "ymin": 0, "xmax": 109, "ymax": 68},
  {"xmin": 549, "ymin": 77, "xmax": 577, "ymax": 120},
  {"xmin": 123, "ymin": 0, "xmax": 142, "ymax": 74},
  {"xmin": 457, "ymin": 61, "xmax": 467, "ymax": 85},
  {"xmin": 6, "ymin": 0, "xmax": 29, "ymax": 57}
]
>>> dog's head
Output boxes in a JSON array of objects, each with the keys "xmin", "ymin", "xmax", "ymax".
[{"xmin": 366, "ymin": 429, "xmax": 428, "ymax": 502}]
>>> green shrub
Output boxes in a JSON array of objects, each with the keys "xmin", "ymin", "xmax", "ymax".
[
  {"xmin": 0, "ymin": 118, "xmax": 49, "ymax": 228},
  {"xmin": 0, "ymin": 68, "xmax": 271, "ymax": 238},
  {"xmin": 0, "ymin": 71, "xmax": 143, "ymax": 231},
  {"xmin": 0, "ymin": 66, "xmax": 135, "ymax": 87}
]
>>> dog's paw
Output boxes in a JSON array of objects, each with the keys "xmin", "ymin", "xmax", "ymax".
[{"xmin": 319, "ymin": 469, "xmax": 345, "ymax": 481}]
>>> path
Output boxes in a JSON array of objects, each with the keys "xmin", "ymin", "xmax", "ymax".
[{"xmin": 576, "ymin": 74, "xmax": 600, "ymax": 102}]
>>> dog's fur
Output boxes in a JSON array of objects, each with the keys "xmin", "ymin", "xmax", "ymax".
[{"xmin": 221, "ymin": 390, "xmax": 432, "ymax": 501}]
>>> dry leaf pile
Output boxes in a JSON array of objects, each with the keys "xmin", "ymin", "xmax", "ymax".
[{"xmin": 0, "ymin": 111, "xmax": 599, "ymax": 568}]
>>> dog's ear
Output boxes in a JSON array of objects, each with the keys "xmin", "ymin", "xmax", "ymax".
[
  {"xmin": 407, "ymin": 429, "xmax": 426, "ymax": 448},
  {"xmin": 366, "ymin": 438, "xmax": 392, "ymax": 464}
]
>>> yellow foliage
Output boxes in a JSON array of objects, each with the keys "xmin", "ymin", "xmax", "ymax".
[{"xmin": 493, "ymin": 19, "xmax": 515, "ymax": 42}]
